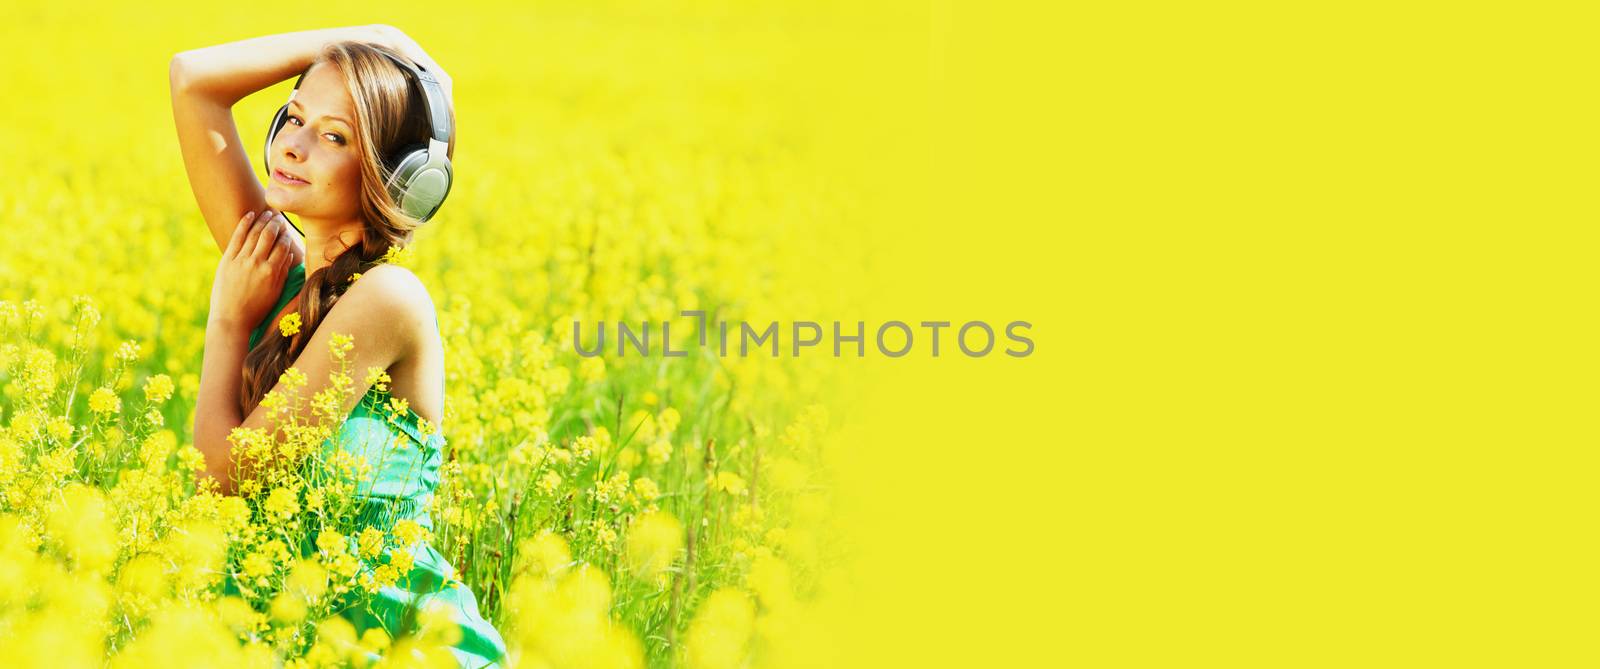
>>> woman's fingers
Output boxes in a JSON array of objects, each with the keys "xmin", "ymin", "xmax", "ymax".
[
  {"xmin": 267, "ymin": 227, "xmax": 291, "ymax": 266},
  {"xmin": 250, "ymin": 213, "xmax": 282, "ymax": 258},
  {"xmin": 225, "ymin": 208, "xmax": 294, "ymax": 264},
  {"xmin": 225, "ymin": 210, "xmax": 258, "ymax": 258},
  {"xmin": 246, "ymin": 209, "xmax": 272, "ymax": 248}
]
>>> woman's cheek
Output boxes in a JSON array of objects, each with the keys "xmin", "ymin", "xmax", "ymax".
[{"xmin": 339, "ymin": 171, "xmax": 363, "ymax": 206}]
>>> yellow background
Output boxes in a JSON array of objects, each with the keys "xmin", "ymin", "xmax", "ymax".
[{"xmin": 827, "ymin": 1, "xmax": 1595, "ymax": 666}]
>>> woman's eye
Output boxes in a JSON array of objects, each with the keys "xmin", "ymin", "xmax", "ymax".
[{"xmin": 286, "ymin": 116, "xmax": 345, "ymax": 145}]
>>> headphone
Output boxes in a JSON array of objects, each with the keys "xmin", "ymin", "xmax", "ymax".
[{"xmin": 264, "ymin": 50, "xmax": 454, "ymax": 229}]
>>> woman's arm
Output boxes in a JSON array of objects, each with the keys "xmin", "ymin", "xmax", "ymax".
[
  {"xmin": 194, "ymin": 261, "xmax": 427, "ymax": 496},
  {"xmin": 169, "ymin": 25, "xmax": 388, "ymax": 254},
  {"xmin": 194, "ymin": 209, "xmax": 300, "ymax": 491},
  {"xmin": 170, "ymin": 25, "xmax": 389, "ymax": 105}
]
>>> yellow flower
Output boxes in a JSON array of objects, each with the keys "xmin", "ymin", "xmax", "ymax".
[
  {"xmin": 89, "ymin": 387, "xmax": 121, "ymax": 414},
  {"xmin": 242, "ymin": 552, "xmax": 274, "ymax": 579},
  {"xmin": 178, "ymin": 445, "xmax": 205, "ymax": 472},
  {"xmin": 512, "ymin": 531, "xmax": 571, "ymax": 578},
  {"xmin": 328, "ymin": 332, "xmax": 354, "ymax": 359},
  {"xmin": 591, "ymin": 518, "xmax": 618, "ymax": 550},
  {"xmin": 271, "ymin": 592, "xmax": 307, "ymax": 624},
  {"xmin": 536, "ymin": 471, "xmax": 562, "ymax": 495},
  {"xmin": 591, "ymin": 472, "xmax": 629, "ymax": 504},
  {"xmin": 313, "ymin": 618, "xmax": 357, "ymax": 662},
  {"xmin": 278, "ymin": 311, "xmax": 302, "ymax": 337},
  {"xmin": 143, "ymin": 373, "xmax": 174, "ymax": 403},
  {"xmin": 573, "ymin": 434, "xmax": 599, "ymax": 461},
  {"xmin": 657, "ymin": 407, "xmax": 681, "ymax": 435},
  {"xmin": 711, "ymin": 471, "xmax": 747, "ymax": 496},
  {"xmin": 373, "ymin": 564, "xmax": 399, "ymax": 589},
  {"xmin": 379, "ymin": 245, "xmax": 409, "ymax": 265},
  {"xmin": 328, "ymin": 552, "xmax": 360, "ymax": 579},
  {"xmin": 305, "ymin": 489, "xmax": 325, "ymax": 511},
  {"xmin": 262, "ymin": 539, "xmax": 292, "ymax": 563},
  {"xmin": 625, "ymin": 510, "xmax": 683, "ymax": 580},
  {"xmin": 365, "ymin": 367, "xmax": 392, "ymax": 392},
  {"xmin": 360, "ymin": 628, "xmax": 391, "ymax": 653},
  {"xmin": 358, "ymin": 526, "xmax": 384, "ymax": 559},
  {"xmin": 393, "ymin": 519, "xmax": 426, "ymax": 548},
  {"xmin": 279, "ymin": 366, "xmax": 308, "ymax": 390},
  {"xmin": 46, "ymin": 415, "xmax": 74, "ymax": 441},
  {"xmin": 316, "ymin": 529, "xmax": 347, "ymax": 555},
  {"xmin": 633, "ymin": 477, "xmax": 661, "ymax": 502},
  {"xmin": 220, "ymin": 496, "xmax": 252, "ymax": 532},
  {"xmin": 264, "ymin": 487, "xmax": 299, "ymax": 519},
  {"xmin": 388, "ymin": 547, "xmax": 414, "ymax": 575},
  {"xmin": 578, "ymin": 356, "xmax": 606, "ymax": 383},
  {"xmin": 647, "ymin": 438, "xmax": 673, "ymax": 465}
]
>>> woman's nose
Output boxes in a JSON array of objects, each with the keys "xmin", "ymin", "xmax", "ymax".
[{"xmin": 278, "ymin": 124, "xmax": 307, "ymax": 160}]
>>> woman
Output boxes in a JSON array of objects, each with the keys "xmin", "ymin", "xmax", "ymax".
[{"xmin": 170, "ymin": 25, "xmax": 505, "ymax": 666}]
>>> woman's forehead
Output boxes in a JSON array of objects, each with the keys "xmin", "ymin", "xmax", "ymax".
[{"xmin": 295, "ymin": 63, "xmax": 354, "ymax": 121}]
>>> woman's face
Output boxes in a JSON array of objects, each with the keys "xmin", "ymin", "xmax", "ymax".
[{"xmin": 266, "ymin": 62, "xmax": 361, "ymax": 225}]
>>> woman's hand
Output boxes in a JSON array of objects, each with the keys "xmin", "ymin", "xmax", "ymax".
[
  {"xmin": 208, "ymin": 209, "xmax": 298, "ymax": 330},
  {"xmin": 372, "ymin": 24, "xmax": 453, "ymax": 107}
]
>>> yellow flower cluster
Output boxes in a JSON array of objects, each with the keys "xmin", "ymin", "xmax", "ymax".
[
  {"xmin": 143, "ymin": 373, "xmax": 174, "ymax": 403},
  {"xmin": 277, "ymin": 311, "xmax": 301, "ymax": 338},
  {"xmin": 88, "ymin": 387, "xmax": 121, "ymax": 415},
  {"xmin": 263, "ymin": 486, "xmax": 299, "ymax": 519}
]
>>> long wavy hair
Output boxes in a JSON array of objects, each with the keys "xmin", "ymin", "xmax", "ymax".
[{"xmin": 240, "ymin": 40, "xmax": 456, "ymax": 417}]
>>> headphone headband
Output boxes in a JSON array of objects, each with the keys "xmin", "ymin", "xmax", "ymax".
[
  {"xmin": 370, "ymin": 50, "xmax": 453, "ymax": 147},
  {"xmin": 283, "ymin": 50, "xmax": 452, "ymax": 156}
]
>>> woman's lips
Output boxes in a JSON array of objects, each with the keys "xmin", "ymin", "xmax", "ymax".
[{"xmin": 273, "ymin": 169, "xmax": 309, "ymax": 186}]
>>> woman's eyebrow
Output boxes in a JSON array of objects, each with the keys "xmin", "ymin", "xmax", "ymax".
[{"xmin": 289, "ymin": 99, "xmax": 351, "ymax": 127}]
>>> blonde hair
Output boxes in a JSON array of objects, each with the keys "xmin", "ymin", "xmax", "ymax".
[{"xmin": 240, "ymin": 40, "xmax": 456, "ymax": 416}]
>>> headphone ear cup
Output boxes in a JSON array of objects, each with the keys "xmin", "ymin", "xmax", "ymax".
[
  {"xmin": 386, "ymin": 147, "xmax": 453, "ymax": 223},
  {"xmin": 264, "ymin": 104, "xmax": 289, "ymax": 176}
]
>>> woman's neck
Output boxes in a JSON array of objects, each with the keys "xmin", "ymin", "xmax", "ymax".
[{"xmin": 296, "ymin": 218, "xmax": 365, "ymax": 277}]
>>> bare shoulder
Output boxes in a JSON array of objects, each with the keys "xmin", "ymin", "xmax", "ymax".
[
  {"xmin": 340, "ymin": 264, "xmax": 437, "ymax": 344},
  {"xmin": 352, "ymin": 263, "xmax": 432, "ymax": 303}
]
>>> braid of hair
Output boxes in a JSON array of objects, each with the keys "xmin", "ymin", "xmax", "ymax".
[{"xmin": 238, "ymin": 233, "xmax": 392, "ymax": 417}]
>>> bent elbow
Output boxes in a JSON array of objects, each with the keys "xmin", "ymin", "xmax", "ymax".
[
  {"xmin": 169, "ymin": 53, "xmax": 191, "ymax": 94},
  {"xmin": 169, "ymin": 51, "xmax": 212, "ymax": 96}
]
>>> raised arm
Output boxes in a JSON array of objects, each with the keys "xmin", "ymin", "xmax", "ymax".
[{"xmin": 168, "ymin": 25, "xmax": 390, "ymax": 254}]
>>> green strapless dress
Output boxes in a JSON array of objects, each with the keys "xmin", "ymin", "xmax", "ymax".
[{"xmin": 239, "ymin": 261, "xmax": 506, "ymax": 668}]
